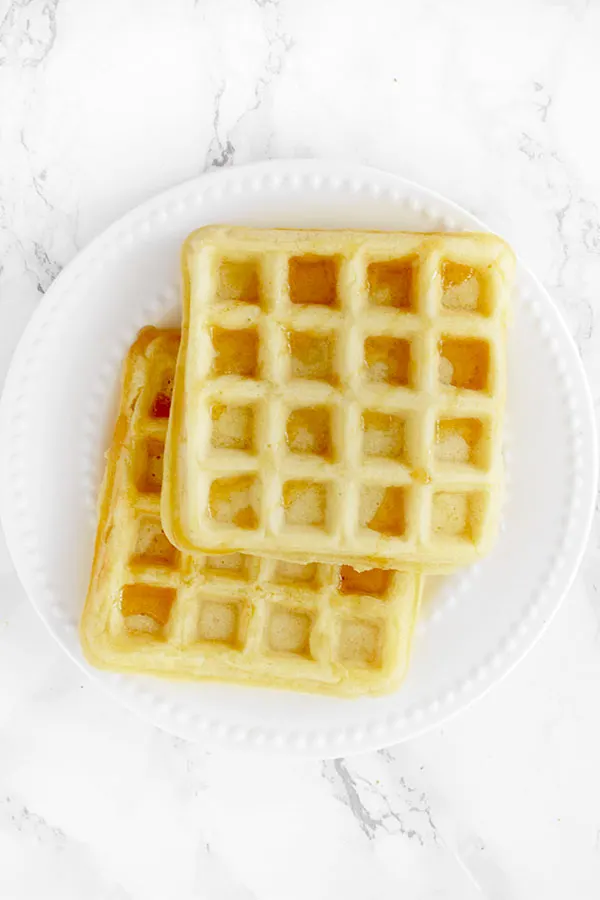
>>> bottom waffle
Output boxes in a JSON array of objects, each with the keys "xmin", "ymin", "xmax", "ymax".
[{"xmin": 80, "ymin": 328, "xmax": 423, "ymax": 696}]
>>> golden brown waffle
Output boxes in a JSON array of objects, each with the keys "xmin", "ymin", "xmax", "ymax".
[
  {"xmin": 81, "ymin": 329, "xmax": 422, "ymax": 696},
  {"xmin": 162, "ymin": 227, "xmax": 514, "ymax": 570}
]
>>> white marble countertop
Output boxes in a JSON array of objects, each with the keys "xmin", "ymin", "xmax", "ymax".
[{"xmin": 2, "ymin": 1, "xmax": 600, "ymax": 897}]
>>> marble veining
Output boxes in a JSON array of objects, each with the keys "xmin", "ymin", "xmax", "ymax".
[{"xmin": 2, "ymin": 1, "xmax": 600, "ymax": 898}]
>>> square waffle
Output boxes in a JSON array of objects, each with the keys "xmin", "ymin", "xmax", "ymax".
[
  {"xmin": 162, "ymin": 227, "xmax": 515, "ymax": 569},
  {"xmin": 81, "ymin": 329, "xmax": 422, "ymax": 696}
]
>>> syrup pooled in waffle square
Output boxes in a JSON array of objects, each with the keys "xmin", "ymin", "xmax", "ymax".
[
  {"xmin": 81, "ymin": 329, "xmax": 422, "ymax": 696},
  {"xmin": 162, "ymin": 227, "xmax": 515, "ymax": 569}
]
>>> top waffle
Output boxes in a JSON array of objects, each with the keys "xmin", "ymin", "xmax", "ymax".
[{"xmin": 162, "ymin": 226, "xmax": 515, "ymax": 569}]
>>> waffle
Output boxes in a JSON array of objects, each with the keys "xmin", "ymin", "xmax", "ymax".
[
  {"xmin": 162, "ymin": 226, "xmax": 514, "ymax": 570},
  {"xmin": 81, "ymin": 328, "xmax": 422, "ymax": 696}
]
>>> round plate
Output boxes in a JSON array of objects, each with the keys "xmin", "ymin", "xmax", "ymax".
[{"xmin": 0, "ymin": 161, "xmax": 596, "ymax": 757}]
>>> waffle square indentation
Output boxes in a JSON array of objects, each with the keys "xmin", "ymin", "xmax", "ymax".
[
  {"xmin": 441, "ymin": 261, "xmax": 488, "ymax": 315},
  {"xmin": 367, "ymin": 258, "xmax": 416, "ymax": 310},
  {"xmin": 431, "ymin": 490, "xmax": 485, "ymax": 542},
  {"xmin": 362, "ymin": 410, "xmax": 407, "ymax": 462},
  {"xmin": 359, "ymin": 485, "xmax": 407, "ymax": 537},
  {"xmin": 131, "ymin": 517, "xmax": 178, "ymax": 569},
  {"xmin": 208, "ymin": 475, "xmax": 260, "ymax": 530},
  {"xmin": 435, "ymin": 417, "xmax": 487, "ymax": 469},
  {"xmin": 217, "ymin": 258, "xmax": 260, "ymax": 305},
  {"xmin": 121, "ymin": 584, "xmax": 175, "ymax": 636},
  {"xmin": 267, "ymin": 605, "xmax": 313, "ymax": 657},
  {"xmin": 270, "ymin": 560, "xmax": 320, "ymax": 589},
  {"xmin": 283, "ymin": 480, "xmax": 328, "ymax": 529},
  {"xmin": 289, "ymin": 255, "xmax": 339, "ymax": 307},
  {"xmin": 338, "ymin": 618, "xmax": 382, "ymax": 668},
  {"xmin": 136, "ymin": 438, "xmax": 165, "ymax": 494},
  {"xmin": 203, "ymin": 553, "xmax": 253, "ymax": 581},
  {"xmin": 149, "ymin": 370, "xmax": 174, "ymax": 419},
  {"xmin": 364, "ymin": 336, "xmax": 412, "ymax": 386},
  {"xmin": 211, "ymin": 326, "xmax": 259, "ymax": 378},
  {"xmin": 287, "ymin": 330, "xmax": 337, "ymax": 384},
  {"xmin": 210, "ymin": 403, "xmax": 256, "ymax": 453},
  {"xmin": 438, "ymin": 337, "xmax": 489, "ymax": 391},
  {"xmin": 197, "ymin": 598, "xmax": 246, "ymax": 648},
  {"xmin": 339, "ymin": 566, "xmax": 392, "ymax": 598},
  {"xmin": 286, "ymin": 406, "xmax": 332, "ymax": 459}
]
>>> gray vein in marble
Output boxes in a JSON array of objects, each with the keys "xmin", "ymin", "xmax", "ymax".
[
  {"xmin": 205, "ymin": 81, "xmax": 236, "ymax": 169},
  {"xmin": 533, "ymin": 82, "xmax": 552, "ymax": 124},
  {"xmin": 323, "ymin": 758, "xmax": 380, "ymax": 840},
  {"xmin": 581, "ymin": 208, "xmax": 600, "ymax": 256},
  {"xmin": 1, "ymin": 794, "xmax": 68, "ymax": 847},
  {"xmin": 203, "ymin": 0, "xmax": 293, "ymax": 172},
  {"xmin": 33, "ymin": 240, "xmax": 62, "ymax": 289},
  {"xmin": 0, "ymin": 0, "xmax": 59, "ymax": 67},
  {"xmin": 15, "ymin": 237, "xmax": 47, "ymax": 294},
  {"xmin": 322, "ymin": 756, "xmax": 438, "ymax": 845},
  {"xmin": 324, "ymin": 749, "xmax": 507, "ymax": 897},
  {"xmin": 4, "ymin": 223, "xmax": 64, "ymax": 296},
  {"xmin": 0, "ymin": 127, "xmax": 78, "ymax": 298},
  {"xmin": 517, "ymin": 85, "xmax": 599, "ymax": 352},
  {"xmin": 0, "ymin": 794, "xmax": 133, "ymax": 898},
  {"xmin": 554, "ymin": 188, "xmax": 574, "ymax": 292}
]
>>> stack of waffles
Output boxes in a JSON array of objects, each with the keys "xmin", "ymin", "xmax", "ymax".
[{"xmin": 81, "ymin": 226, "xmax": 514, "ymax": 696}]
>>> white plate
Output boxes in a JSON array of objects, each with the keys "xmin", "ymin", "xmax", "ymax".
[{"xmin": 0, "ymin": 161, "xmax": 596, "ymax": 757}]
